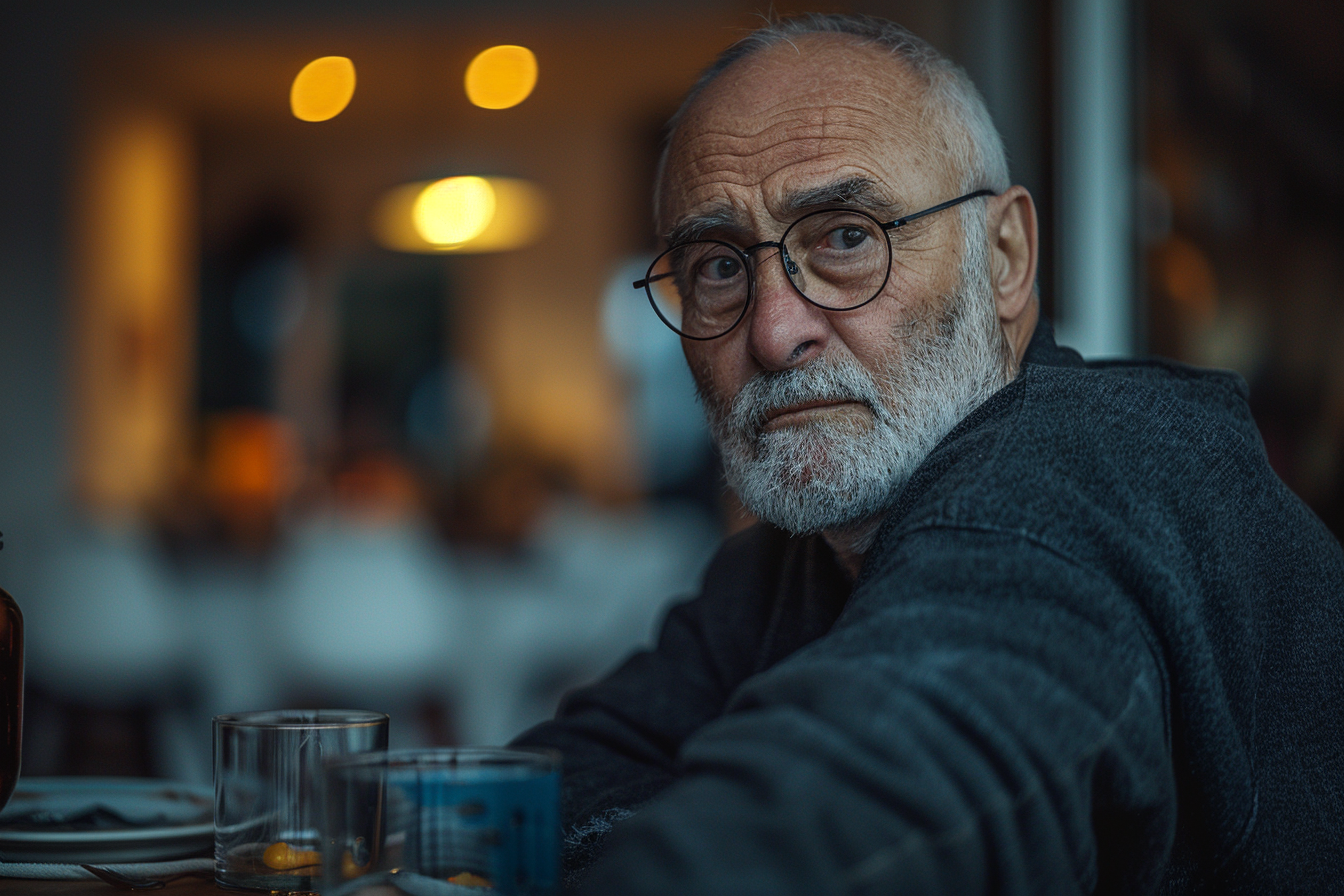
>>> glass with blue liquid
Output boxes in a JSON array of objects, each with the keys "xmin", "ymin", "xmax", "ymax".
[{"xmin": 322, "ymin": 747, "xmax": 560, "ymax": 896}]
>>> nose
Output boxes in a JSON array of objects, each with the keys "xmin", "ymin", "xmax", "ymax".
[{"xmin": 744, "ymin": 250, "xmax": 831, "ymax": 371}]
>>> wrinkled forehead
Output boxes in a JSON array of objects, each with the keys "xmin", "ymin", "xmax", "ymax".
[{"xmin": 659, "ymin": 35, "xmax": 950, "ymax": 231}]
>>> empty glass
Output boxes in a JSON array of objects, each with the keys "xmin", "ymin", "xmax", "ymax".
[
  {"xmin": 321, "ymin": 747, "xmax": 560, "ymax": 896},
  {"xmin": 214, "ymin": 709, "xmax": 389, "ymax": 893},
  {"xmin": 0, "ymin": 585, "xmax": 22, "ymax": 814}
]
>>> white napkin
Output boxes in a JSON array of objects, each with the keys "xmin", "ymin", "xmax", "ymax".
[{"xmin": 0, "ymin": 856, "xmax": 214, "ymax": 880}]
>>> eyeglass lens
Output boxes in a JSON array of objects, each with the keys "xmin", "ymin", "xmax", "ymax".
[{"xmin": 644, "ymin": 208, "xmax": 892, "ymax": 339}]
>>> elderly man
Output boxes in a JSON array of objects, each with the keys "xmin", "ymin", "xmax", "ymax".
[{"xmin": 515, "ymin": 13, "xmax": 1344, "ymax": 894}]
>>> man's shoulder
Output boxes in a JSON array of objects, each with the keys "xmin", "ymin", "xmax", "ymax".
[
  {"xmin": 917, "ymin": 355, "xmax": 1259, "ymax": 500},
  {"xmin": 1049, "ymin": 355, "xmax": 1254, "ymax": 435},
  {"xmin": 877, "ymin": 353, "xmax": 1304, "ymax": 571},
  {"xmin": 1021, "ymin": 354, "xmax": 1256, "ymax": 446},
  {"xmin": 1013, "ymin": 318, "xmax": 1257, "ymax": 448}
]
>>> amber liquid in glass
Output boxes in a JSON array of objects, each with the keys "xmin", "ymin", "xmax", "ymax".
[{"xmin": 0, "ymin": 586, "xmax": 23, "ymax": 812}]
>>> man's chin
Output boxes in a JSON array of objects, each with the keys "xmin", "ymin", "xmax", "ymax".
[
  {"xmin": 751, "ymin": 495, "xmax": 874, "ymax": 539},
  {"xmin": 733, "ymin": 459, "xmax": 881, "ymax": 532}
]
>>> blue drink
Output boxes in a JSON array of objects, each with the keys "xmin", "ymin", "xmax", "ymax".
[{"xmin": 323, "ymin": 748, "xmax": 560, "ymax": 896}]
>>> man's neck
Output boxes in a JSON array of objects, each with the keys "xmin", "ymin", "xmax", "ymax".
[{"xmin": 822, "ymin": 514, "xmax": 887, "ymax": 581}]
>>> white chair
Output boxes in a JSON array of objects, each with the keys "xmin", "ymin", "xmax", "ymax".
[
  {"xmin": 264, "ymin": 514, "xmax": 464, "ymax": 746},
  {"xmin": 29, "ymin": 523, "xmax": 184, "ymax": 704}
]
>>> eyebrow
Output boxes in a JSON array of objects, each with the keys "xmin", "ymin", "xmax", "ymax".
[
  {"xmin": 781, "ymin": 176, "xmax": 896, "ymax": 217},
  {"xmin": 665, "ymin": 208, "xmax": 739, "ymax": 247},
  {"xmin": 663, "ymin": 176, "xmax": 900, "ymax": 246}
]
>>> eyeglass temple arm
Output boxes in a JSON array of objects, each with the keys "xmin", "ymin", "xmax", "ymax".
[
  {"xmin": 885, "ymin": 188, "xmax": 997, "ymax": 228},
  {"xmin": 634, "ymin": 270, "xmax": 679, "ymax": 289}
]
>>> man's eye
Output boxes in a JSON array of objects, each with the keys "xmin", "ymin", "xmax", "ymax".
[
  {"xmin": 825, "ymin": 226, "xmax": 869, "ymax": 250},
  {"xmin": 699, "ymin": 255, "xmax": 742, "ymax": 281}
]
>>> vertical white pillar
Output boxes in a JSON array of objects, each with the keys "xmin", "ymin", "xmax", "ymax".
[{"xmin": 1054, "ymin": 0, "xmax": 1136, "ymax": 358}]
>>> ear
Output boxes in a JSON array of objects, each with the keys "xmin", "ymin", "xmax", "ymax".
[{"xmin": 987, "ymin": 186, "xmax": 1039, "ymax": 361}]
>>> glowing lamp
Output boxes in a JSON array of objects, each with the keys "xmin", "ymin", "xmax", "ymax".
[
  {"xmin": 291, "ymin": 56, "xmax": 357, "ymax": 121},
  {"xmin": 371, "ymin": 177, "xmax": 548, "ymax": 254},
  {"xmin": 412, "ymin": 176, "xmax": 497, "ymax": 246},
  {"xmin": 464, "ymin": 46, "xmax": 538, "ymax": 110}
]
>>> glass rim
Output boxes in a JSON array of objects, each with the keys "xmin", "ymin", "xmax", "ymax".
[
  {"xmin": 213, "ymin": 708, "xmax": 390, "ymax": 729},
  {"xmin": 324, "ymin": 745, "xmax": 561, "ymax": 773}
]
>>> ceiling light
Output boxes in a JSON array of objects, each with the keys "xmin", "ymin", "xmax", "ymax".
[{"xmin": 465, "ymin": 46, "xmax": 538, "ymax": 110}]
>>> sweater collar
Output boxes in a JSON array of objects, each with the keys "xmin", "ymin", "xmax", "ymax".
[{"xmin": 1022, "ymin": 316, "xmax": 1086, "ymax": 369}]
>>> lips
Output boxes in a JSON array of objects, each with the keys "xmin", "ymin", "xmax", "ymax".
[{"xmin": 761, "ymin": 398, "xmax": 869, "ymax": 430}]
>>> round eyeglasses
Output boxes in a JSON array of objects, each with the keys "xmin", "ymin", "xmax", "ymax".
[{"xmin": 634, "ymin": 189, "xmax": 995, "ymax": 340}]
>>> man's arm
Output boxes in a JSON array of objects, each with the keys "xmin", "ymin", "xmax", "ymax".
[
  {"xmin": 512, "ymin": 525, "xmax": 847, "ymax": 882},
  {"xmin": 577, "ymin": 526, "xmax": 1177, "ymax": 895},
  {"xmin": 514, "ymin": 593, "xmax": 742, "ymax": 852}
]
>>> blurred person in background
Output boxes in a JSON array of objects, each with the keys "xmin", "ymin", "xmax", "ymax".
[{"xmin": 515, "ymin": 13, "xmax": 1344, "ymax": 895}]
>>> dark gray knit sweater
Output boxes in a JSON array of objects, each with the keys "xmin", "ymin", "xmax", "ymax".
[{"xmin": 514, "ymin": 320, "xmax": 1344, "ymax": 894}]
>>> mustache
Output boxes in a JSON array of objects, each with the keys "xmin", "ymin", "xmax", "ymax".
[{"xmin": 720, "ymin": 356, "xmax": 891, "ymax": 438}]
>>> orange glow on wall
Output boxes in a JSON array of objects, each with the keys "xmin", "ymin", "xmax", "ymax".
[
  {"xmin": 464, "ymin": 45, "xmax": 538, "ymax": 109},
  {"xmin": 290, "ymin": 56, "xmax": 357, "ymax": 121},
  {"xmin": 203, "ymin": 412, "xmax": 299, "ymax": 506},
  {"xmin": 201, "ymin": 412, "xmax": 301, "ymax": 548},
  {"xmin": 1156, "ymin": 236, "xmax": 1217, "ymax": 324},
  {"xmin": 71, "ymin": 109, "xmax": 196, "ymax": 515}
]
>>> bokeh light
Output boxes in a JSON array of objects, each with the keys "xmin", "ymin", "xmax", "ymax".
[
  {"xmin": 464, "ymin": 45, "xmax": 538, "ymax": 110},
  {"xmin": 290, "ymin": 56, "xmax": 357, "ymax": 122},
  {"xmin": 372, "ymin": 177, "xmax": 548, "ymax": 254},
  {"xmin": 412, "ymin": 176, "xmax": 497, "ymax": 246}
]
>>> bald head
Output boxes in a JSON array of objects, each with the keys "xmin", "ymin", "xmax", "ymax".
[
  {"xmin": 655, "ymin": 13, "xmax": 1010, "ymax": 232},
  {"xmin": 663, "ymin": 35, "xmax": 973, "ymax": 247}
]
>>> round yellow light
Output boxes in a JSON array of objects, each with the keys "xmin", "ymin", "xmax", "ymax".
[
  {"xmin": 290, "ymin": 56, "xmax": 357, "ymax": 122},
  {"xmin": 464, "ymin": 45, "xmax": 538, "ymax": 110},
  {"xmin": 372, "ymin": 178, "xmax": 548, "ymax": 254},
  {"xmin": 412, "ymin": 177, "xmax": 497, "ymax": 246}
]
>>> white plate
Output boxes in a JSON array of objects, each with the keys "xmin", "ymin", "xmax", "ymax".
[{"xmin": 0, "ymin": 777, "xmax": 213, "ymax": 863}]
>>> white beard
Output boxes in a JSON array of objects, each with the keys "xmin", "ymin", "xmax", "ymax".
[{"xmin": 702, "ymin": 211, "xmax": 1017, "ymax": 547}]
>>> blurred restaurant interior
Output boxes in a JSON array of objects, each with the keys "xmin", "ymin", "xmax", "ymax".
[{"xmin": 1, "ymin": 0, "xmax": 1340, "ymax": 782}]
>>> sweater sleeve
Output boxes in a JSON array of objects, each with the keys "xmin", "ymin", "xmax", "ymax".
[
  {"xmin": 577, "ymin": 526, "xmax": 1177, "ymax": 896},
  {"xmin": 510, "ymin": 595, "xmax": 738, "ymax": 856},
  {"xmin": 510, "ymin": 525, "xmax": 808, "ymax": 883}
]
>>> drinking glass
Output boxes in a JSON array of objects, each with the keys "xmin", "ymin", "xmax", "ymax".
[
  {"xmin": 321, "ymin": 747, "xmax": 560, "ymax": 896},
  {"xmin": 0, "ymin": 585, "xmax": 22, "ymax": 813},
  {"xmin": 214, "ymin": 709, "xmax": 389, "ymax": 893}
]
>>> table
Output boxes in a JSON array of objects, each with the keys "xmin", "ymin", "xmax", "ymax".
[{"xmin": 0, "ymin": 881, "xmax": 223, "ymax": 895}]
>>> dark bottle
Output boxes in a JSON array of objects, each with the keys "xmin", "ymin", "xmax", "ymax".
[{"xmin": 0, "ymin": 585, "xmax": 21, "ymax": 812}]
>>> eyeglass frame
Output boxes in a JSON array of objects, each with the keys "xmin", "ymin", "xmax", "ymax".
[{"xmin": 633, "ymin": 188, "xmax": 997, "ymax": 340}]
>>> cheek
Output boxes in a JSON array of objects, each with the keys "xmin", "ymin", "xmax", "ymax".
[
  {"xmin": 681, "ymin": 343, "xmax": 717, "ymax": 398},
  {"xmin": 830, "ymin": 293, "xmax": 925, "ymax": 365},
  {"xmin": 884, "ymin": 259, "xmax": 948, "ymax": 309},
  {"xmin": 682, "ymin": 341, "xmax": 739, "ymax": 412}
]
